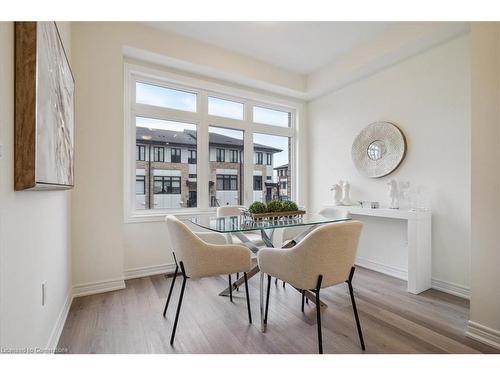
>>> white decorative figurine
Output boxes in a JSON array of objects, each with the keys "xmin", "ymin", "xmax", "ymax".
[
  {"xmin": 388, "ymin": 179, "xmax": 399, "ymax": 209},
  {"xmin": 330, "ymin": 184, "xmax": 342, "ymax": 206},
  {"xmin": 340, "ymin": 180, "xmax": 354, "ymax": 206}
]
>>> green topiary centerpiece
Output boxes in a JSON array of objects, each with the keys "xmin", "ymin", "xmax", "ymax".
[
  {"xmin": 281, "ymin": 200, "xmax": 298, "ymax": 212},
  {"xmin": 266, "ymin": 200, "xmax": 284, "ymax": 212},
  {"xmin": 248, "ymin": 201, "xmax": 267, "ymax": 214}
]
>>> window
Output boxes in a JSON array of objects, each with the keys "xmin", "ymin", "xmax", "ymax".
[
  {"xmin": 281, "ymin": 182, "xmax": 287, "ymax": 189},
  {"xmin": 217, "ymin": 175, "xmax": 238, "ymax": 191},
  {"xmin": 134, "ymin": 117, "xmax": 197, "ymax": 210},
  {"xmin": 153, "ymin": 146, "xmax": 164, "ymax": 162},
  {"xmin": 171, "ymin": 148, "xmax": 181, "ymax": 163},
  {"xmin": 216, "ymin": 148, "xmax": 225, "ymax": 162},
  {"xmin": 188, "ymin": 150, "xmax": 197, "ymax": 164},
  {"xmin": 253, "ymin": 176, "xmax": 263, "ymax": 191},
  {"xmin": 253, "ymin": 106, "xmax": 291, "ymax": 128},
  {"xmin": 254, "ymin": 133, "xmax": 291, "ymax": 203},
  {"xmin": 127, "ymin": 66, "xmax": 296, "ymax": 219},
  {"xmin": 208, "ymin": 96, "xmax": 244, "ymax": 120},
  {"xmin": 229, "ymin": 149, "xmax": 239, "ymax": 163},
  {"xmin": 266, "ymin": 153, "xmax": 272, "ymax": 165},
  {"xmin": 256, "ymin": 152, "xmax": 263, "ymax": 165},
  {"xmin": 136, "ymin": 176, "xmax": 145, "ymax": 195},
  {"xmin": 136, "ymin": 145, "xmax": 146, "ymax": 161},
  {"xmin": 209, "ymin": 126, "xmax": 244, "ymax": 207},
  {"xmin": 136, "ymin": 82, "xmax": 196, "ymax": 112},
  {"xmin": 154, "ymin": 176, "xmax": 181, "ymax": 194}
]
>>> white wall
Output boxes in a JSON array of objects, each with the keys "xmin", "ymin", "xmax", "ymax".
[
  {"xmin": 467, "ymin": 23, "xmax": 500, "ymax": 348},
  {"xmin": 0, "ymin": 22, "xmax": 72, "ymax": 350},
  {"xmin": 308, "ymin": 35, "xmax": 471, "ymax": 292}
]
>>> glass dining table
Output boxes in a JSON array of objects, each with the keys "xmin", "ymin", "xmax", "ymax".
[{"xmin": 189, "ymin": 212, "xmax": 351, "ymax": 332}]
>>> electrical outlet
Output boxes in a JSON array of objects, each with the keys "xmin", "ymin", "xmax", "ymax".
[{"xmin": 41, "ymin": 282, "xmax": 47, "ymax": 307}]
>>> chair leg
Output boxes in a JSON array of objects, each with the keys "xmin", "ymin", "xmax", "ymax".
[
  {"xmin": 163, "ymin": 264, "xmax": 178, "ymax": 317},
  {"xmin": 264, "ymin": 274, "xmax": 271, "ymax": 324},
  {"xmin": 243, "ymin": 272, "xmax": 252, "ymax": 324},
  {"xmin": 170, "ymin": 261, "xmax": 188, "ymax": 345},
  {"xmin": 228, "ymin": 274, "xmax": 233, "ymax": 302},
  {"xmin": 347, "ymin": 267, "xmax": 365, "ymax": 351},
  {"xmin": 315, "ymin": 275, "xmax": 324, "ymax": 354},
  {"xmin": 301, "ymin": 289, "xmax": 305, "ymax": 312},
  {"xmin": 236, "ymin": 272, "xmax": 239, "ymax": 291}
]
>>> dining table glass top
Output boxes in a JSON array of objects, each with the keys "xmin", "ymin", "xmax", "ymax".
[{"xmin": 189, "ymin": 212, "xmax": 351, "ymax": 233}]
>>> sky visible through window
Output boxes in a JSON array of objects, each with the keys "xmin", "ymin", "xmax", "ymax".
[{"xmin": 136, "ymin": 82, "xmax": 197, "ymax": 112}]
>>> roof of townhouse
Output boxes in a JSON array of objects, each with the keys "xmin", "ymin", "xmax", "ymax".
[
  {"xmin": 274, "ymin": 163, "xmax": 288, "ymax": 170},
  {"xmin": 136, "ymin": 126, "xmax": 282, "ymax": 153}
]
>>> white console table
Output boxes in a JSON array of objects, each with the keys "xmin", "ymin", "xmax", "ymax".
[{"xmin": 329, "ymin": 205, "xmax": 432, "ymax": 294}]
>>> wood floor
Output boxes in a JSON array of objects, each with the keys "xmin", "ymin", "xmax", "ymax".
[{"xmin": 58, "ymin": 267, "xmax": 498, "ymax": 354}]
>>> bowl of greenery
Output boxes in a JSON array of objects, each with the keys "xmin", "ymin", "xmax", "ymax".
[{"xmin": 247, "ymin": 199, "xmax": 304, "ymax": 220}]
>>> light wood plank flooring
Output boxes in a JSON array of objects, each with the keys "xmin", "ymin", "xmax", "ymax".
[{"xmin": 58, "ymin": 267, "xmax": 498, "ymax": 354}]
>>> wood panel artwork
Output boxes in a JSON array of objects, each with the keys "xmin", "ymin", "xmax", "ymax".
[{"xmin": 15, "ymin": 22, "xmax": 74, "ymax": 190}]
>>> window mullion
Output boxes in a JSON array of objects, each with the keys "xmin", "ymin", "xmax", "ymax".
[
  {"xmin": 243, "ymin": 104, "xmax": 254, "ymax": 207},
  {"xmin": 197, "ymin": 91, "xmax": 209, "ymax": 210}
]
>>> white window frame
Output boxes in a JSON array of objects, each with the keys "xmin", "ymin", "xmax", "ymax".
[{"xmin": 124, "ymin": 63, "xmax": 303, "ymax": 223}]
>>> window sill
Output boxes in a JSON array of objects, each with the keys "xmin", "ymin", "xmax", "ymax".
[{"xmin": 125, "ymin": 208, "xmax": 217, "ymax": 223}]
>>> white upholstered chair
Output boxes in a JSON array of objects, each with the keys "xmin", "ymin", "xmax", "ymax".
[
  {"xmin": 257, "ymin": 220, "xmax": 365, "ymax": 354},
  {"xmin": 164, "ymin": 215, "xmax": 253, "ymax": 345},
  {"xmin": 216, "ymin": 205, "xmax": 263, "ymax": 291}
]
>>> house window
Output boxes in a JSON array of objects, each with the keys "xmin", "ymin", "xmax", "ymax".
[
  {"xmin": 153, "ymin": 146, "xmax": 164, "ymax": 162},
  {"xmin": 188, "ymin": 150, "xmax": 197, "ymax": 164},
  {"xmin": 256, "ymin": 152, "xmax": 263, "ymax": 165},
  {"xmin": 171, "ymin": 148, "xmax": 181, "ymax": 163},
  {"xmin": 217, "ymin": 175, "xmax": 238, "ymax": 191},
  {"xmin": 136, "ymin": 176, "xmax": 145, "ymax": 195},
  {"xmin": 210, "ymin": 126, "xmax": 244, "ymax": 207},
  {"xmin": 253, "ymin": 106, "xmax": 291, "ymax": 128},
  {"xmin": 253, "ymin": 176, "xmax": 263, "ymax": 191},
  {"xmin": 208, "ymin": 96, "xmax": 244, "ymax": 120},
  {"xmin": 229, "ymin": 149, "xmax": 239, "ymax": 163},
  {"xmin": 136, "ymin": 145, "xmax": 146, "ymax": 161},
  {"xmin": 281, "ymin": 182, "xmax": 287, "ymax": 189},
  {"xmin": 136, "ymin": 82, "xmax": 197, "ymax": 112},
  {"xmin": 266, "ymin": 153, "xmax": 272, "ymax": 165},
  {"xmin": 127, "ymin": 67, "xmax": 296, "ymax": 219},
  {"xmin": 154, "ymin": 176, "xmax": 181, "ymax": 194},
  {"xmin": 216, "ymin": 148, "xmax": 225, "ymax": 162},
  {"xmin": 254, "ymin": 133, "xmax": 291, "ymax": 204}
]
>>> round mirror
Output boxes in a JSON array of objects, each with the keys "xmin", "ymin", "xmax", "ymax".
[{"xmin": 367, "ymin": 140, "xmax": 386, "ymax": 161}]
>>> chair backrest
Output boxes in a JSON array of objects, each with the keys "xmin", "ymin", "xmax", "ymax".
[
  {"xmin": 165, "ymin": 215, "xmax": 206, "ymax": 274},
  {"xmin": 319, "ymin": 207, "xmax": 351, "ymax": 219},
  {"xmin": 289, "ymin": 220, "xmax": 363, "ymax": 289},
  {"xmin": 216, "ymin": 205, "xmax": 245, "ymax": 217}
]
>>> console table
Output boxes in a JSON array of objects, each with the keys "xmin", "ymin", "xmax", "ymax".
[{"xmin": 328, "ymin": 205, "xmax": 432, "ymax": 294}]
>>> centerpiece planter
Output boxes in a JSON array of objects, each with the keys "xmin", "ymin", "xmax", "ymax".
[{"xmin": 245, "ymin": 200, "xmax": 305, "ymax": 221}]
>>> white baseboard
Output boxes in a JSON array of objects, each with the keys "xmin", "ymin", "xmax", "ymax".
[
  {"xmin": 124, "ymin": 263, "xmax": 176, "ymax": 280},
  {"xmin": 46, "ymin": 292, "xmax": 73, "ymax": 352},
  {"xmin": 72, "ymin": 278, "xmax": 125, "ymax": 298},
  {"xmin": 467, "ymin": 320, "xmax": 500, "ymax": 350},
  {"xmin": 355, "ymin": 257, "xmax": 408, "ymax": 280},
  {"xmin": 355, "ymin": 257, "xmax": 471, "ymax": 299},
  {"xmin": 431, "ymin": 278, "xmax": 470, "ymax": 300}
]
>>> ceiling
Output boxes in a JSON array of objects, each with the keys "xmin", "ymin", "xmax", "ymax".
[{"xmin": 147, "ymin": 22, "xmax": 398, "ymax": 75}]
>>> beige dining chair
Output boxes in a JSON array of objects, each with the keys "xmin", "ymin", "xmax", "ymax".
[
  {"xmin": 164, "ymin": 215, "xmax": 253, "ymax": 345},
  {"xmin": 217, "ymin": 205, "xmax": 263, "ymax": 291},
  {"xmin": 257, "ymin": 220, "xmax": 365, "ymax": 354}
]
